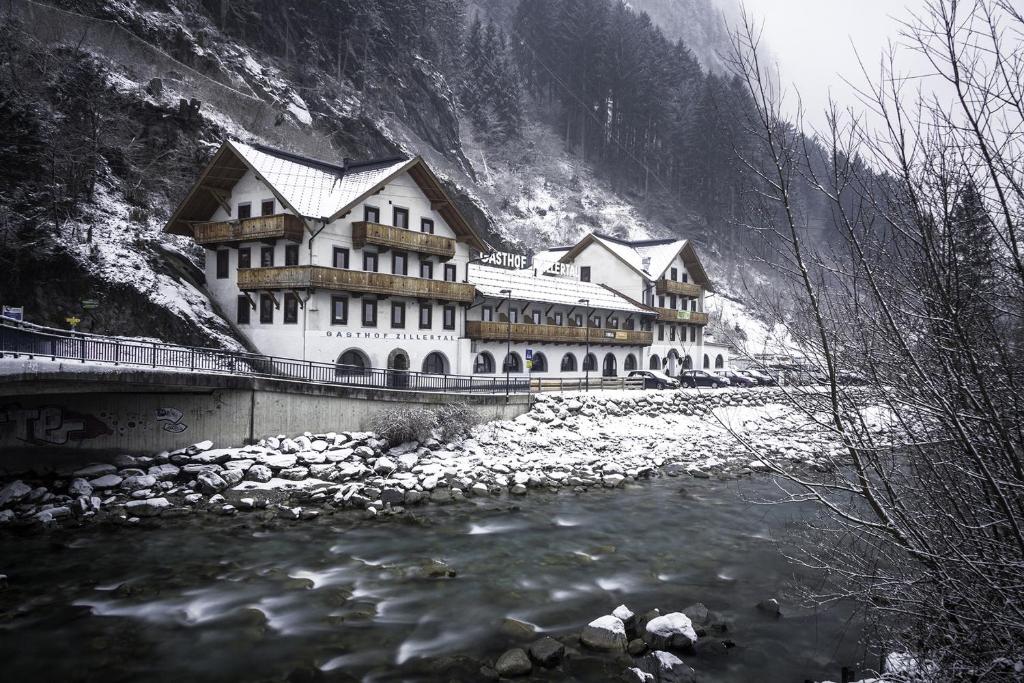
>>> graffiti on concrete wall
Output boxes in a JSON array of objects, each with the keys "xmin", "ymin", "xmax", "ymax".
[
  {"xmin": 155, "ymin": 407, "xmax": 188, "ymax": 433},
  {"xmin": 0, "ymin": 404, "xmax": 113, "ymax": 445}
]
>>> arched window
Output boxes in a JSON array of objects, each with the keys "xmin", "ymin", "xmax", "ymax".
[
  {"xmin": 683, "ymin": 355, "xmax": 693, "ymax": 370},
  {"xmin": 624, "ymin": 354, "xmax": 637, "ymax": 371},
  {"xmin": 583, "ymin": 353, "xmax": 597, "ymax": 372},
  {"xmin": 531, "ymin": 352, "xmax": 548, "ymax": 373},
  {"xmin": 602, "ymin": 353, "xmax": 617, "ymax": 377},
  {"xmin": 422, "ymin": 351, "xmax": 449, "ymax": 375},
  {"xmin": 715, "ymin": 354, "xmax": 725, "ymax": 369},
  {"xmin": 503, "ymin": 352, "xmax": 522, "ymax": 373},
  {"xmin": 703, "ymin": 354, "xmax": 710, "ymax": 369},
  {"xmin": 473, "ymin": 352, "xmax": 495, "ymax": 374},
  {"xmin": 649, "ymin": 355, "xmax": 661, "ymax": 370},
  {"xmin": 336, "ymin": 349, "xmax": 370, "ymax": 376},
  {"xmin": 561, "ymin": 353, "xmax": 577, "ymax": 372}
]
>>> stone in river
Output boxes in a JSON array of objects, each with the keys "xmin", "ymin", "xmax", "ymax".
[
  {"xmin": 373, "ymin": 456, "xmax": 397, "ymax": 474},
  {"xmin": 756, "ymin": 598, "xmax": 781, "ymax": 617},
  {"xmin": 623, "ymin": 667, "xmax": 655, "ymax": 683},
  {"xmin": 0, "ymin": 481, "xmax": 32, "ymax": 508},
  {"xmin": 495, "ymin": 648, "xmax": 532, "ymax": 677},
  {"xmin": 635, "ymin": 650, "xmax": 696, "ymax": 683},
  {"xmin": 613, "ymin": 604, "xmax": 636, "ymax": 630},
  {"xmin": 581, "ymin": 615, "xmax": 627, "ymax": 652},
  {"xmin": 245, "ymin": 464, "xmax": 273, "ymax": 483},
  {"xmin": 527, "ymin": 637, "xmax": 565, "ymax": 668},
  {"xmin": 470, "ymin": 482, "xmax": 489, "ymax": 496},
  {"xmin": 681, "ymin": 603, "xmax": 710, "ymax": 625},
  {"xmin": 121, "ymin": 475, "xmax": 157, "ymax": 492},
  {"xmin": 603, "ymin": 473, "xmax": 626, "ymax": 488},
  {"xmin": 510, "ymin": 484, "xmax": 527, "ymax": 496},
  {"xmin": 500, "ymin": 617, "xmax": 537, "ymax": 641},
  {"xmin": 125, "ymin": 497, "xmax": 171, "ymax": 517},
  {"xmin": 197, "ymin": 471, "xmax": 228, "ymax": 494},
  {"xmin": 380, "ymin": 488, "xmax": 404, "ymax": 506},
  {"xmin": 73, "ymin": 463, "xmax": 116, "ymax": 478},
  {"xmin": 67, "ymin": 478, "xmax": 93, "ymax": 498},
  {"xmin": 643, "ymin": 613, "xmax": 698, "ymax": 652},
  {"xmin": 404, "ymin": 490, "xmax": 424, "ymax": 505},
  {"xmin": 627, "ymin": 638, "xmax": 647, "ymax": 656}
]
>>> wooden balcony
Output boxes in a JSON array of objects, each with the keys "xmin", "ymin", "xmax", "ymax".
[
  {"xmin": 237, "ymin": 266, "xmax": 476, "ymax": 303},
  {"xmin": 654, "ymin": 308, "xmax": 709, "ymax": 325},
  {"xmin": 352, "ymin": 221, "xmax": 456, "ymax": 260},
  {"xmin": 655, "ymin": 278, "xmax": 703, "ymax": 298},
  {"xmin": 192, "ymin": 213, "xmax": 304, "ymax": 246},
  {"xmin": 466, "ymin": 321, "xmax": 653, "ymax": 346}
]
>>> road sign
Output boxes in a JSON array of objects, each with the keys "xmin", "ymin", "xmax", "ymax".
[
  {"xmin": 65, "ymin": 316, "xmax": 81, "ymax": 330},
  {"xmin": 81, "ymin": 299, "xmax": 100, "ymax": 310},
  {"xmin": 525, "ymin": 349, "xmax": 533, "ymax": 360},
  {"xmin": 2, "ymin": 305, "xmax": 23, "ymax": 321}
]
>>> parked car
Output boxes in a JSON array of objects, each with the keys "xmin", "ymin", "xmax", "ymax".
[
  {"xmin": 737, "ymin": 369, "xmax": 777, "ymax": 386},
  {"xmin": 715, "ymin": 370, "xmax": 756, "ymax": 387},
  {"xmin": 678, "ymin": 370, "xmax": 730, "ymax": 388},
  {"xmin": 627, "ymin": 370, "xmax": 680, "ymax": 390}
]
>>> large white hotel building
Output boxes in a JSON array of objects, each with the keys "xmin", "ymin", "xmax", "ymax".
[{"xmin": 164, "ymin": 141, "xmax": 727, "ymax": 381}]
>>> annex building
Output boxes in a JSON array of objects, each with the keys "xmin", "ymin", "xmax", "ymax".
[{"xmin": 165, "ymin": 141, "xmax": 724, "ymax": 381}]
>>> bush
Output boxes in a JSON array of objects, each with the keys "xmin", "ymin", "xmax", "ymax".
[
  {"xmin": 435, "ymin": 403, "xmax": 481, "ymax": 441},
  {"xmin": 369, "ymin": 403, "xmax": 481, "ymax": 446}
]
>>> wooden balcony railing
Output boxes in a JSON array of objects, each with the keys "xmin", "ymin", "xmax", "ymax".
[
  {"xmin": 237, "ymin": 266, "xmax": 476, "ymax": 303},
  {"xmin": 655, "ymin": 278, "xmax": 703, "ymax": 298},
  {"xmin": 193, "ymin": 213, "xmax": 305, "ymax": 246},
  {"xmin": 352, "ymin": 221, "xmax": 457, "ymax": 260},
  {"xmin": 466, "ymin": 320, "xmax": 653, "ymax": 346},
  {"xmin": 654, "ymin": 308, "xmax": 709, "ymax": 325}
]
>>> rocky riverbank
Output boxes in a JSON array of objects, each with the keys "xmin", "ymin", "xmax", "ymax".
[{"xmin": 0, "ymin": 387, "xmax": 887, "ymax": 530}]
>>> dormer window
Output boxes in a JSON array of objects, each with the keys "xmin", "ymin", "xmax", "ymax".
[
  {"xmin": 261, "ymin": 199, "xmax": 275, "ymax": 216},
  {"xmin": 364, "ymin": 206, "xmax": 380, "ymax": 223},
  {"xmin": 393, "ymin": 207, "xmax": 409, "ymax": 229},
  {"xmin": 237, "ymin": 203, "xmax": 251, "ymax": 220}
]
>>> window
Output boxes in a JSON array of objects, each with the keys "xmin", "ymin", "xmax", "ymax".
[
  {"xmin": 261, "ymin": 199, "xmax": 275, "ymax": 216},
  {"xmin": 683, "ymin": 355, "xmax": 693, "ymax": 370},
  {"xmin": 530, "ymin": 310, "xmax": 541, "ymax": 324},
  {"xmin": 423, "ymin": 352, "xmax": 447, "ymax": 375},
  {"xmin": 419, "ymin": 303, "xmax": 432, "ymax": 329},
  {"xmin": 238, "ymin": 248, "xmax": 251, "ymax": 270},
  {"xmin": 554, "ymin": 312, "xmax": 564, "ymax": 325},
  {"xmin": 443, "ymin": 305, "xmax": 455, "ymax": 330},
  {"xmin": 362, "ymin": 299, "xmax": 377, "ymax": 327},
  {"xmin": 608, "ymin": 316, "xmax": 619, "ymax": 329},
  {"xmin": 392, "ymin": 251, "xmax": 408, "ymax": 276},
  {"xmin": 285, "ymin": 244, "xmax": 299, "ymax": 266},
  {"xmin": 393, "ymin": 207, "xmax": 409, "ymax": 229},
  {"xmin": 691, "ymin": 299, "xmax": 698, "ymax": 311},
  {"xmin": 589, "ymin": 314, "xmax": 601, "ymax": 328},
  {"xmin": 573, "ymin": 314, "xmax": 583, "ymax": 327},
  {"xmin": 531, "ymin": 353, "xmax": 548, "ymax": 373},
  {"xmin": 364, "ymin": 206, "xmax": 379, "ymax": 223},
  {"xmin": 259, "ymin": 294, "xmax": 274, "ymax": 324},
  {"xmin": 216, "ymin": 250, "xmax": 229, "ymax": 279},
  {"xmin": 560, "ymin": 354, "xmax": 577, "ymax": 372},
  {"xmin": 671, "ymin": 267, "xmax": 678, "ymax": 281},
  {"xmin": 624, "ymin": 317, "xmax": 635, "ymax": 330},
  {"xmin": 624, "ymin": 354, "xmax": 637, "ymax": 371},
  {"xmin": 421, "ymin": 218, "xmax": 434, "ymax": 234},
  {"xmin": 670, "ymin": 326, "xmax": 676, "ymax": 341},
  {"xmin": 503, "ymin": 352, "xmax": 522, "ymax": 373},
  {"xmin": 474, "ymin": 352, "xmax": 495, "ymax": 374},
  {"xmin": 337, "ymin": 350, "xmax": 368, "ymax": 375},
  {"xmin": 580, "ymin": 266, "xmax": 591, "ymax": 282},
  {"xmin": 363, "ymin": 252, "xmax": 378, "ymax": 272},
  {"xmin": 603, "ymin": 353, "xmax": 617, "ymax": 377},
  {"xmin": 715, "ymin": 354, "xmax": 725, "ymax": 369},
  {"xmin": 331, "ymin": 296, "xmax": 348, "ymax": 325},
  {"xmin": 658, "ymin": 324, "xmax": 665, "ymax": 341},
  {"xmin": 333, "ymin": 247, "xmax": 350, "ymax": 269},
  {"xmin": 444, "ymin": 263, "xmax": 457, "ymax": 282},
  {"xmin": 283, "ymin": 293, "xmax": 298, "ymax": 324},
  {"xmin": 690, "ymin": 326, "xmax": 697, "ymax": 342},
  {"xmin": 482, "ymin": 306, "xmax": 493, "ymax": 322},
  {"xmin": 583, "ymin": 353, "xmax": 597, "ymax": 372},
  {"xmin": 703, "ymin": 354, "xmax": 710, "ymax": 369},
  {"xmin": 420, "ymin": 260, "xmax": 434, "ymax": 279},
  {"xmin": 260, "ymin": 246, "xmax": 274, "ymax": 268},
  {"xmin": 236, "ymin": 296, "xmax": 250, "ymax": 324},
  {"xmin": 391, "ymin": 302, "xmax": 405, "ymax": 328},
  {"xmin": 658, "ymin": 296, "xmax": 665, "ymax": 307},
  {"xmin": 237, "ymin": 203, "xmax": 251, "ymax": 219},
  {"xmin": 682, "ymin": 273, "xmax": 689, "ymax": 282},
  {"xmin": 650, "ymin": 355, "xmax": 661, "ymax": 370},
  {"xmin": 509, "ymin": 309, "xmax": 519, "ymax": 324},
  {"xmin": 670, "ymin": 295, "xmax": 677, "ymax": 309}
]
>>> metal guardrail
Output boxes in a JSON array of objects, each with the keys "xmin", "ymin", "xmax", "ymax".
[
  {"xmin": 530, "ymin": 376, "xmax": 646, "ymax": 393},
  {"xmin": 0, "ymin": 318, "xmax": 529, "ymax": 395}
]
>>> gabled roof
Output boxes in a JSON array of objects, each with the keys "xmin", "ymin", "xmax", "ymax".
[
  {"xmin": 555, "ymin": 232, "xmax": 714, "ymax": 292},
  {"xmin": 468, "ymin": 264, "xmax": 653, "ymax": 314},
  {"xmin": 163, "ymin": 141, "xmax": 490, "ymax": 251}
]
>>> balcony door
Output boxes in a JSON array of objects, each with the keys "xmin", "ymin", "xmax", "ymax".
[{"xmin": 603, "ymin": 353, "xmax": 617, "ymax": 378}]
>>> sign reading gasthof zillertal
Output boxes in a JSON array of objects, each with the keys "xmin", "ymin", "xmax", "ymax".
[{"xmin": 482, "ymin": 251, "xmax": 579, "ymax": 278}]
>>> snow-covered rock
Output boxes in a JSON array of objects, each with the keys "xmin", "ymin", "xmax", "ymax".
[
  {"xmin": 644, "ymin": 613, "xmax": 698, "ymax": 651},
  {"xmin": 581, "ymin": 615, "xmax": 627, "ymax": 652}
]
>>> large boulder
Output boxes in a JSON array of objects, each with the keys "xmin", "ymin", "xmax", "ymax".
[
  {"xmin": 527, "ymin": 637, "xmax": 565, "ymax": 668},
  {"xmin": 197, "ymin": 471, "xmax": 228, "ymax": 495},
  {"xmin": 495, "ymin": 648, "xmax": 532, "ymax": 677},
  {"xmin": 643, "ymin": 613, "xmax": 698, "ymax": 652},
  {"xmin": 581, "ymin": 615, "xmax": 627, "ymax": 652},
  {"xmin": 125, "ymin": 497, "xmax": 171, "ymax": 517},
  {"xmin": 0, "ymin": 481, "xmax": 32, "ymax": 508},
  {"xmin": 245, "ymin": 465, "xmax": 273, "ymax": 483},
  {"xmin": 635, "ymin": 650, "xmax": 696, "ymax": 683}
]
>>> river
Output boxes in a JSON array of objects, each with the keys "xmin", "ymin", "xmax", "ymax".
[{"xmin": 0, "ymin": 476, "xmax": 868, "ymax": 682}]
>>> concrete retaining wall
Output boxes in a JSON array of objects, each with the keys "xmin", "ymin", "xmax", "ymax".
[{"xmin": 0, "ymin": 361, "xmax": 529, "ymax": 469}]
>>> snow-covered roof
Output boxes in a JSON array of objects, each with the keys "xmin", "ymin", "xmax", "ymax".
[
  {"xmin": 468, "ymin": 264, "xmax": 651, "ymax": 314},
  {"xmin": 230, "ymin": 141, "xmax": 410, "ymax": 219},
  {"xmin": 634, "ymin": 240, "xmax": 688, "ymax": 279}
]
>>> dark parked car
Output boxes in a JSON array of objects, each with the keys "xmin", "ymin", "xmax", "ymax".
[
  {"xmin": 628, "ymin": 370, "xmax": 680, "ymax": 389},
  {"xmin": 715, "ymin": 370, "xmax": 756, "ymax": 387},
  {"xmin": 737, "ymin": 369, "xmax": 777, "ymax": 386},
  {"xmin": 678, "ymin": 370, "xmax": 730, "ymax": 388}
]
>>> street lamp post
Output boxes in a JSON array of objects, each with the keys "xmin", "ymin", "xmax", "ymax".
[
  {"xmin": 579, "ymin": 298, "xmax": 590, "ymax": 392},
  {"xmin": 501, "ymin": 288, "xmax": 512, "ymax": 400}
]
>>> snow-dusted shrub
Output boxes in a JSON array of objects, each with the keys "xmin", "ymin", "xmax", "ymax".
[
  {"xmin": 370, "ymin": 406, "xmax": 436, "ymax": 446},
  {"xmin": 435, "ymin": 403, "xmax": 480, "ymax": 441}
]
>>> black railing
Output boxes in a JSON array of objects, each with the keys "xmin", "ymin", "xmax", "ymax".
[{"xmin": 0, "ymin": 318, "xmax": 529, "ymax": 395}]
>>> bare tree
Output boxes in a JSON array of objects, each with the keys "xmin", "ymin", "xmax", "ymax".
[{"xmin": 728, "ymin": 0, "xmax": 1024, "ymax": 676}]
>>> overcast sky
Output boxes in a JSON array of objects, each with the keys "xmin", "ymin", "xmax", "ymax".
[{"xmin": 729, "ymin": 0, "xmax": 924, "ymax": 132}]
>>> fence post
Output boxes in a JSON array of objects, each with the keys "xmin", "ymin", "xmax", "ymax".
[
  {"xmin": 190, "ymin": 348, "xmax": 195, "ymax": 371},
  {"xmin": 80, "ymin": 334, "xmax": 86, "ymax": 363},
  {"xmin": 152, "ymin": 342, "xmax": 158, "ymax": 368}
]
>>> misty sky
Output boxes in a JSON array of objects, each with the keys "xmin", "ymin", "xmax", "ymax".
[{"xmin": 732, "ymin": 0, "xmax": 924, "ymax": 131}]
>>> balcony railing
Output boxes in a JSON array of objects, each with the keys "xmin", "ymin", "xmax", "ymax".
[
  {"xmin": 192, "ymin": 213, "xmax": 305, "ymax": 246},
  {"xmin": 237, "ymin": 266, "xmax": 476, "ymax": 303},
  {"xmin": 654, "ymin": 308, "xmax": 709, "ymax": 325},
  {"xmin": 466, "ymin": 320, "xmax": 653, "ymax": 346},
  {"xmin": 655, "ymin": 278, "xmax": 703, "ymax": 298},
  {"xmin": 352, "ymin": 221, "xmax": 457, "ymax": 260}
]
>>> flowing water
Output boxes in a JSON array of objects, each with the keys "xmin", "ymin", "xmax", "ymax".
[{"xmin": 0, "ymin": 477, "xmax": 869, "ymax": 682}]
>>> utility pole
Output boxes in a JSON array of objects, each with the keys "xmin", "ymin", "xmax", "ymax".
[{"xmin": 579, "ymin": 298, "xmax": 590, "ymax": 392}]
